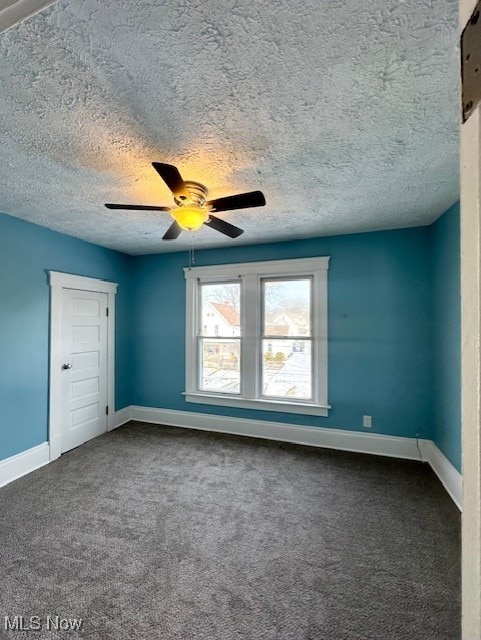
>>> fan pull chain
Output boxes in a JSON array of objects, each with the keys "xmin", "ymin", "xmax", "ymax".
[{"xmin": 188, "ymin": 234, "xmax": 196, "ymax": 269}]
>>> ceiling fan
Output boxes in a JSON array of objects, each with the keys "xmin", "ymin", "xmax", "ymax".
[{"xmin": 105, "ymin": 162, "xmax": 266, "ymax": 240}]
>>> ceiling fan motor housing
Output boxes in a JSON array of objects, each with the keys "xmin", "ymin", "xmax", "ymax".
[
  {"xmin": 174, "ymin": 181, "xmax": 208, "ymax": 207},
  {"xmin": 171, "ymin": 181, "xmax": 210, "ymax": 230}
]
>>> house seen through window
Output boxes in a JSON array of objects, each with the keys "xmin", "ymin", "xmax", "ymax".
[
  {"xmin": 200, "ymin": 282, "xmax": 241, "ymax": 393},
  {"xmin": 184, "ymin": 257, "xmax": 330, "ymax": 416}
]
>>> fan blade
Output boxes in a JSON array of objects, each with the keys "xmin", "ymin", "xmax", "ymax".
[
  {"xmin": 105, "ymin": 203, "xmax": 170, "ymax": 211},
  {"xmin": 162, "ymin": 221, "xmax": 183, "ymax": 240},
  {"xmin": 204, "ymin": 214, "xmax": 244, "ymax": 238},
  {"xmin": 206, "ymin": 190, "xmax": 266, "ymax": 213},
  {"xmin": 152, "ymin": 162, "xmax": 191, "ymax": 201}
]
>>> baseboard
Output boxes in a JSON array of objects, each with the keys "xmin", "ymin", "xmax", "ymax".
[
  {"xmin": 130, "ymin": 405, "xmax": 429, "ymax": 461},
  {"xmin": 108, "ymin": 406, "xmax": 132, "ymax": 432},
  {"xmin": 49, "ymin": 434, "xmax": 61, "ymax": 461},
  {"xmin": 0, "ymin": 407, "xmax": 462, "ymax": 511},
  {"xmin": 0, "ymin": 408, "xmax": 132, "ymax": 490},
  {"xmin": 0, "ymin": 442, "xmax": 50, "ymax": 489},
  {"xmin": 421, "ymin": 441, "xmax": 462, "ymax": 511},
  {"xmin": 130, "ymin": 405, "xmax": 462, "ymax": 510}
]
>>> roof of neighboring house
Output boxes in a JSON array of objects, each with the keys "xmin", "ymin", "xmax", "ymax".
[
  {"xmin": 211, "ymin": 302, "xmax": 240, "ymax": 326},
  {"xmin": 265, "ymin": 325, "xmax": 290, "ymax": 336}
]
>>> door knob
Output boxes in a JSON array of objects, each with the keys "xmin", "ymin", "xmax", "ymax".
[{"xmin": 62, "ymin": 363, "xmax": 73, "ymax": 370}]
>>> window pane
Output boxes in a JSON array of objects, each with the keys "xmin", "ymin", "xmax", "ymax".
[
  {"xmin": 263, "ymin": 278, "xmax": 311, "ymax": 337},
  {"xmin": 199, "ymin": 338, "xmax": 241, "ymax": 394},
  {"xmin": 200, "ymin": 282, "xmax": 241, "ymax": 337},
  {"xmin": 262, "ymin": 339, "xmax": 312, "ymax": 400}
]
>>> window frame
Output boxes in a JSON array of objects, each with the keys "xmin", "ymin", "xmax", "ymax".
[{"xmin": 184, "ymin": 257, "xmax": 330, "ymax": 416}]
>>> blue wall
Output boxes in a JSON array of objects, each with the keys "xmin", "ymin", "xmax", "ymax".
[
  {"xmin": 1, "ymin": 206, "xmax": 461, "ymax": 470},
  {"xmin": 0, "ymin": 212, "xmax": 133, "ymax": 461},
  {"xmin": 131, "ymin": 226, "xmax": 432, "ymax": 439},
  {"xmin": 430, "ymin": 203, "xmax": 461, "ymax": 471}
]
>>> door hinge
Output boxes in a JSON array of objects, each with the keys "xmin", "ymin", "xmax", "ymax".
[
  {"xmin": 106, "ymin": 307, "xmax": 109, "ymax": 317},
  {"xmin": 461, "ymin": 0, "xmax": 481, "ymax": 122},
  {"xmin": 106, "ymin": 406, "xmax": 109, "ymax": 415}
]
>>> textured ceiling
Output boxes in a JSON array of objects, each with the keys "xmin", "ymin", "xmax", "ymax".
[{"xmin": 0, "ymin": 0, "xmax": 459, "ymax": 255}]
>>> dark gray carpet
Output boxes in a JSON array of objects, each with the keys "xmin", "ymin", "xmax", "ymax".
[{"xmin": 0, "ymin": 422, "xmax": 460, "ymax": 640}]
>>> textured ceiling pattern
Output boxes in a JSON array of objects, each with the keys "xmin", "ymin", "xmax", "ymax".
[{"xmin": 0, "ymin": 0, "xmax": 459, "ymax": 254}]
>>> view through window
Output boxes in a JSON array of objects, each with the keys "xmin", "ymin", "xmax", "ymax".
[
  {"xmin": 199, "ymin": 282, "xmax": 241, "ymax": 394},
  {"xmin": 261, "ymin": 278, "xmax": 312, "ymax": 400},
  {"xmin": 198, "ymin": 277, "xmax": 313, "ymax": 399},
  {"xmin": 184, "ymin": 257, "xmax": 329, "ymax": 416}
]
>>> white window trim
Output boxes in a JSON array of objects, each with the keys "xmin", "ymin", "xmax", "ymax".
[
  {"xmin": 48, "ymin": 271, "xmax": 118, "ymax": 461},
  {"xmin": 184, "ymin": 257, "xmax": 330, "ymax": 416}
]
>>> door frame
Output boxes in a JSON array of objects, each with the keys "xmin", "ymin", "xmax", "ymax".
[
  {"xmin": 48, "ymin": 271, "xmax": 118, "ymax": 460},
  {"xmin": 460, "ymin": 0, "xmax": 481, "ymax": 635}
]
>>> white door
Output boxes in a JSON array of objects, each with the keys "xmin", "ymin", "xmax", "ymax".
[{"xmin": 60, "ymin": 288, "xmax": 108, "ymax": 453}]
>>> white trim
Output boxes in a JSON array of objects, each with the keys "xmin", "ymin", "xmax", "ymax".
[
  {"xmin": 48, "ymin": 271, "xmax": 117, "ymax": 459},
  {"xmin": 0, "ymin": 443, "xmax": 50, "ymax": 488},
  {"xmin": 184, "ymin": 392, "xmax": 330, "ymax": 416},
  {"xmin": 422, "ymin": 441, "xmax": 463, "ymax": 511},
  {"xmin": 0, "ymin": 407, "xmax": 463, "ymax": 512},
  {"xmin": 48, "ymin": 271, "xmax": 118, "ymax": 294},
  {"xmin": 184, "ymin": 257, "xmax": 329, "ymax": 414},
  {"xmin": 313, "ymin": 267, "xmax": 328, "ymax": 407},
  {"xmin": 460, "ymin": 0, "xmax": 481, "ymax": 633},
  {"xmin": 0, "ymin": 407, "xmax": 131, "ymax": 490},
  {"xmin": 130, "ymin": 405, "xmax": 462, "ymax": 510},
  {"xmin": 131, "ymin": 405, "xmax": 426, "ymax": 459},
  {"xmin": 185, "ymin": 276, "xmax": 197, "ymax": 395},
  {"xmin": 183, "ymin": 256, "xmax": 330, "ymax": 280},
  {"xmin": 108, "ymin": 407, "xmax": 132, "ymax": 432},
  {"xmin": 242, "ymin": 273, "xmax": 259, "ymax": 398}
]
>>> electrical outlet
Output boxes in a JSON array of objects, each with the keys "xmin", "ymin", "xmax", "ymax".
[{"xmin": 363, "ymin": 415, "xmax": 372, "ymax": 428}]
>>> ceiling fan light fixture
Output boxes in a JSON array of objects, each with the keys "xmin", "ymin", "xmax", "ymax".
[
  {"xmin": 105, "ymin": 162, "xmax": 265, "ymax": 240},
  {"xmin": 171, "ymin": 205, "xmax": 208, "ymax": 231}
]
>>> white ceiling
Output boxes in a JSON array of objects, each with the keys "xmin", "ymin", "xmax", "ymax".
[{"xmin": 0, "ymin": 0, "xmax": 459, "ymax": 255}]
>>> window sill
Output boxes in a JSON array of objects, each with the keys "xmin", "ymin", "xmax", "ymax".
[{"xmin": 183, "ymin": 392, "xmax": 330, "ymax": 416}]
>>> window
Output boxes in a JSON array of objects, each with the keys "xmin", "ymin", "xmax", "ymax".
[
  {"xmin": 184, "ymin": 257, "xmax": 330, "ymax": 416},
  {"xmin": 199, "ymin": 282, "xmax": 241, "ymax": 394},
  {"xmin": 261, "ymin": 277, "xmax": 312, "ymax": 401}
]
